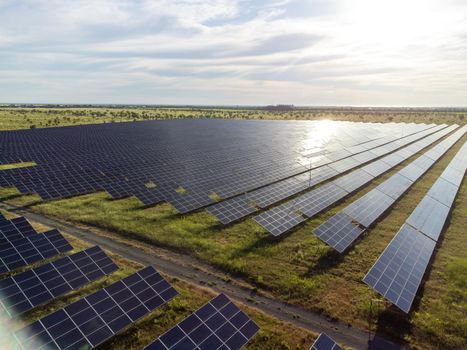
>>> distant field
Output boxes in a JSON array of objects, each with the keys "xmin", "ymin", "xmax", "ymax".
[
  {"xmin": 0, "ymin": 211, "xmax": 318, "ymax": 350},
  {"xmin": 0, "ymin": 107, "xmax": 466, "ymax": 130},
  {"xmin": 0, "ymin": 109, "xmax": 466, "ymax": 350}
]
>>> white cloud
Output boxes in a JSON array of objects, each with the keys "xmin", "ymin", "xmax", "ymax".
[{"xmin": 0, "ymin": 0, "xmax": 466, "ymax": 106}]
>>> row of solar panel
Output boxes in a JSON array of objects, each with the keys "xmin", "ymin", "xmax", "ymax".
[
  {"xmin": 0, "ymin": 121, "xmax": 438, "ymax": 216},
  {"xmin": 252, "ymin": 124, "xmax": 458, "ymax": 237},
  {"xmin": 207, "ymin": 124, "xmax": 449, "ymax": 226},
  {"xmin": 363, "ymin": 139, "xmax": 466, "ymax": 313},
  {"xmin": 314, "ymin": 124, "xmax": 466, "ymax": 253},
  {"xmin": 0, "ymin": 215, "xmax": 260, "ymax": 349}
]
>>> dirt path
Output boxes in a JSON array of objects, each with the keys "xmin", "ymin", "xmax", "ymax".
[{"xmin": 0, "ymin": 202, "xmax": 410, "ymax": 350}]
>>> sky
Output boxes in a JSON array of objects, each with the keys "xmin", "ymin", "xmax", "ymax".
[{"xmin": 0, "ymin": 0, "xmax": 466, "ymax": 106}]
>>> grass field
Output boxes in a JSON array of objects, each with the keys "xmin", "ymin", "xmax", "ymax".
[
  {"xmin": 0, "ymin": 107, "xmax": 465, "ymax": 130},
  {"xmin": 0, "ymin": 211, "xmax": 319, "ymax": 350},
  {"xmin": 0, "ymin": 108, "xmax": 466, "ymax": 350}
]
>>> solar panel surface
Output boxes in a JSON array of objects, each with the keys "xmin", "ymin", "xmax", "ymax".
[
  {"xmin": 309, "ymin": 333, "xmax": 343, "ymax": 350},
  {"xmin": 0, "ymin": 230, "xmax": 73, "ymax": 274},
  {"xmin": 13, "ymin": 266, "xmax": 178, "ymax": 350},
  {"xmin": 144, "ymin": 293, "xmax": 260, "ymax": 350},
  {"xmin": 0, "ymin": 246, "xmax": 118, "ymax": 319}
]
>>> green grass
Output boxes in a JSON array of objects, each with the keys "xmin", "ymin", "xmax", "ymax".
[
  {"xmin": 0, "ymin": 215, "xmax": 320, "ymax": 350},
  {"xmin": 1, "ymin": 133, "xmax": 464, "ymax": 349},
  {"xmin": 0, "ymin": 162, "xmax": 36, "ymax": 171},
  {"xmin": 0, "ymin": 107, "xmax": 465, "ymax": 130}
]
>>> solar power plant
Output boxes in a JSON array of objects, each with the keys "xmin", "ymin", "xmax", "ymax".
[
  {"xmin": 363, "ymin": 141, "xmax": 466, "ymax": 313},
  {"xmin": 144, "ymin": 293, "xmax": 260, "ymax": 350},
  {"xmin": 0, "ymin": 120, "xmax": 441, "ymax": 215},
  {"xmin": 309, "ymin": 333, "xmax": 343, "ymax": 350},
  {"xmin": 0, "ymin": 229, "xmax": 73, "ymax": 274},
  {"xmin": 314, "ymin": 125, "xmax": 466, "ymax": 251},
  {"xmin": 13, "ymin": 266, "xmax": 178, "ymax": 350},
  {"xmin": 208, "ymin": 124, "xmax": 450, "ymax": 225},
  {"xmin": 0, "ymin": 217, "xmax": 38, "ymax": 241},
  {"xmin": 253, "ymin": 125, "xmax": 458, "ymax": 236},
  {"xmin": 0, "ymin": 246, "xmax": 118, "ymax": 319}
]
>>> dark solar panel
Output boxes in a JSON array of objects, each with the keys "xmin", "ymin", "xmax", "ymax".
[
  {"xmin": 207, "ymin": 196, "xmax": 256, "ymax": 225},
  {"xmin": 310, "ymin": 332, "xmax": 343, "ymax": 350},
  {"xmin": 0, "ymin": 229, "xmax": 73, "ymax": 274},
  {"xmin": 144, "ymin": 293, "xmax": 260, "ymax": 350},
  {"xmin": 0, "ymin": 246, "xmax": 118, "ymax": 319},
  {"xmin": 13, "ymin": 266, "xmax": 178, "ymax": 350},
  {"xmin": 363, "ymin": 224, "xmax": 436, "ymax": 313},
  {"xmin": 0, "ymin": 217, "xmax": 38, "ymax": 241},
  {"xmin": 406, "ymin": 196, "xmax": 450, "ymax": 242},
  {"xmin": 314, "ymin": 213, "xmax": 364, "ymax": 253}
]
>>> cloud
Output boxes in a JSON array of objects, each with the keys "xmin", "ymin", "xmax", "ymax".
[{"xmin": 0, "ymin": 0, "xmax": 466, "ymax": 106}]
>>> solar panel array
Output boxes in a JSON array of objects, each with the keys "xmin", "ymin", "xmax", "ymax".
[
  {"xmin": 254, "ymin": 125, "xmax": 458, "ymax": 236},
  {"xmin": 314, "ymin": 125, "xmax": 466, "ymax": 252},
  {"xmin": 208, "ymin": 124, "xmax": 449, "ymax": 226},
  {"xmin": 0, "ymin": 120, "xmax": 437, "ymax": 215},
  {"xmin": 144, "ymin": 293, "xmax": 260, "ymax": 350},
  {"xmin": 0, "ymin": 217, "xmax": 38, "ymax": 241},
  {"xmin": 309, "ymin": 333, "xmax": 343, "ymax": 350},
  {"xmin": 13, "ymin": 266, "xmax": 179, "ymax": 350},
  {"xmin": 363, "ymin": 140, "xmax": 466, "ymax": 313},
  {"xmin": 0, "ymin": 246, "xmax": 118, "ymax": 319},
  {"xmin": 0, "ymin": 229, "xmax": 73, "ymax": 274}
]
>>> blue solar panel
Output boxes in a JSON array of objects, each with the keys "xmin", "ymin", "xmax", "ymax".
[
  {"xmin": 363, "ymin": 224, "xmax": 436, "ymax": 313},
  {"xmin": 0, "ymin": 217, "xmax": 38, "ymax": 241},
  {"xmin": 0, "ymin": 229, "xmax": 73, "ymax": 274},
  {"xmin": 13, "ymin": 266, "xmax": 178, "ymax": 349},
  {"xmin": 0, "ymin": 246, "xmax": 118, "ymax": 319},
  {"xmin": 144, "ymin": 293, "xmax": 259, "ymax": 350},
  {"xmin": 310, "ymin": 332, "xmax": 343, "ymax": 350}
]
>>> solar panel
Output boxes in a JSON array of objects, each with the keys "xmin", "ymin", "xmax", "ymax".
[
  {"xmin": 363, "ymin": 224, "xmax": 436, "ymax": 313},
  {"xmin": 314, "ymin": 213, "xmax": 364, "ymax": 253},
  {"xmin": 13, "ymin": 266, "xmax": 178, "ymax": 350},
  {"xmin": 144, "ymin": 293, "xmax": 260, "ymax": 350},
  {"xmin": 0, "ymin": 229, "xmax": 73, "ymax": 274},
  {"xmin": 360, "ymin": 159, "xmax": 393, "ymax": 177},
  {"xmin": 0, "ymin": 217, "xmax": 39, "ymax": 241},
  {"xmin": 425, "ymin": 177, "xmax": 459, "ymax": 207},
  {"xmin": 333, "ymin": 169, "xmax": 374, "ymax": 193},
  {"xmin": 309, "ymin": 332, "xmax": 343, "ymax": 350},
  {"xmin": 0, "ymin": 246, "xmax": 118, "ymax": 319},
  {"xmin": 207, "ymin": 196, "xmax": 256, "ymax": 225},
  {"xmin": 440, "ymin": 167, "xmax": 464, "ymax": 187},
  {"xmin": 376, "ymin": 173, "xmax": 413, "ymax": 200},
  {"xmin": 342, "ymin": 189, "xmax": 395, "ymax": 228},
  {"xmin": 405, "ymin": 196, "xmax": 450, "ymax": 242},
  {"xmin": 254, "ymin": 203, "xmax": 306, "ymax": 237},
  {"xmin": 298, "ymin": 183, "xmax": 348, "ymax": 218}
]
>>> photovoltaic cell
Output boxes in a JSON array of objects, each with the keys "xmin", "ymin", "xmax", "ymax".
[
  {"xmin": 405, "ymin": 196, "xmax": 450, "ymax": 242},
  {"xmin": 207, "ymin": 196, "xmax": 256, "ymax": 225},
  {"xmin": 13, "ymin": 266, "xmax": 178, "ymax": 350},
  {"xmin": 342, "ymin": 189, "xmax": 395, "ymax": 228},
  {"xmin": 314, "ymin": 213, "xmax": 364, "ymax": 253},
  {"xmin": 310, "ymin": 333, "xmax": 343, "ymax": 350},
  {"xmin": 425, "ymin": 177, "xmax": 459, "ymax": 207},
  {"xmin": 376, "ymin": 173, "xmax": 413, "ymax": 200},
  {"xmin": 254, "ymin": 204, "xmax": 306, "ymax": 237},
  {"xmin": 360, "ymin": 160, "xmax": 392, "ymax": 177},
  {"xmin": 333, "ymin": 169, "xmax": 374, "ymax": 193},
  {"xmin": 298, "ymin": 183, "xmax": 348, "ymax": 218},
  {"xmin": 0, "ymin": 246, "xmax": 118, "ymax": 319},
  {"xmin": 144, "ymin": 293, "xmax": 260, "ymax": 350},
  {"xmin": 440, "ymin": 167, "xmax": 464, "ymax": 187},
  {"xmin": 0, "ymin": 217, "xmax": 38, "ymax": 241},
  {"xmin": 363, "ymin": 224, "xmax": 436, "ymax": 313},
  {"xmin": 0, "ymin": 230, "xmax": 73, "ymax": 274}
]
